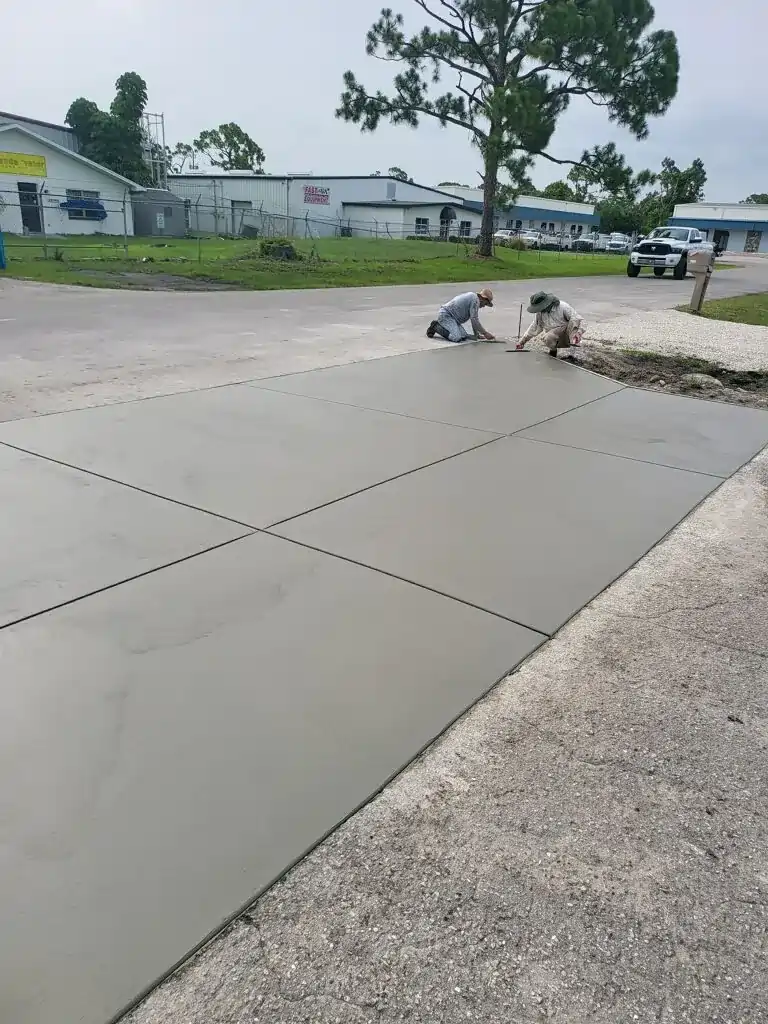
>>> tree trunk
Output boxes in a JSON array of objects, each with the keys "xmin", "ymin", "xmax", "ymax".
[{"xmin": 478, "ymin": 148, "xmax": 500, "ymax": 258}]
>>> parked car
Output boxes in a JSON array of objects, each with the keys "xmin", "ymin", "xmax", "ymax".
[
  {"xmin": 606, "ymin": 232, "xmax": 632, "ymax": 254},
  {"xmin": 517, "ymin": 230, "xmax": 543, "ymax": 249},
  {"xmin": 572, "ymin": 231, "xmax": 610, "ymax": 252},
  {"xmin": 540, "ymin": 232, "xmax": 573, "ymax": 251},
  {"xmin": 627, "ymin": 226, "xmax": 713, "ymax": 280},
  {"xmin": 493, "ymin": 229, "xmax": 516, "ymax": 244}
]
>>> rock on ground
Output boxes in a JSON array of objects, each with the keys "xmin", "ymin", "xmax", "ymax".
[
  {"xmin": 122, "ymin": 448, "xmax": 768, "ymax": 1024},
  {"xmin": 680, "ymin": 372, "xmax": 725, "ymax": 389}
]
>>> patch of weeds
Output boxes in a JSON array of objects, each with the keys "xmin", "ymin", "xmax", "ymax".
[{"xmin": 568, "ymin": 346, "xmax": 768, "ymax": 411}]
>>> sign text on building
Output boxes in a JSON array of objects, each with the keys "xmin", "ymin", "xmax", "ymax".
[
  {"xmin": 303, "ymin": 185, "xmax": 330, "ymax": 205},
  {"xmin": 0, "ymin": 151, "xmax": 48, "ymax": 176}
]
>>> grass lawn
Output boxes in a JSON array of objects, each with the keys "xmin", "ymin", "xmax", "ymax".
[
  {"xmin": 1, "ymin": 234, "xmax": 631, "ymax": 290},
  {"xmin": 688, "ymin": 291, "xmax": 768, "ymax": 328}
]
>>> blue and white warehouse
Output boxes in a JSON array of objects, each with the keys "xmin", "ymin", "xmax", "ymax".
[
  {"xmin": 670, "ymin": 202, "xmax": 768, "ymax": 254},
  {"xmin": 167, "ymin": 172, "xmax": 597, "ymax": 240}
]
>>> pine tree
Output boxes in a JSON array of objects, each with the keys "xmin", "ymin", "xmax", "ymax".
[{"xmin": 337, "ymin": 1, "xmax": 679, "ymax": 256}]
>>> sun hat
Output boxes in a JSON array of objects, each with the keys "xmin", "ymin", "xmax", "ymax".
[
  {"xmin": 477, "ymin": 288, "xmax": 494, "ymax": 306},
  {"xmin": 527, "ymin": 291, "xmax": 558, "ymax": 314}
]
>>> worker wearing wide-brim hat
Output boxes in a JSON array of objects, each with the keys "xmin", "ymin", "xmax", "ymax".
[
  {"xmin": 516, "ymin": 291, "xmax": 585, "ymax": 357},
  {"xmin": 427, "ymin": 288, "xmax": 496, "ymax": 343}
]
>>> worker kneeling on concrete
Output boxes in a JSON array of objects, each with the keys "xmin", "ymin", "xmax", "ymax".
[
  {"xmin": 516, "ymin": 291, "xmax": 584, "ymax": 356},
  {"xmin": 427, "ymin": 288, "xmax": 495, "ymax": 342}
]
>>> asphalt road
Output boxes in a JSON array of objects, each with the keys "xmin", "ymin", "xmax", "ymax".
[{"xmin": 1, "ymin": 258, "xmax": 767, "ymax": 420}]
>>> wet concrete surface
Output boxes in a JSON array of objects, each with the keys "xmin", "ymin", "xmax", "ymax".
[
  {"xmin": 0, "ymin": 443, "xmax": 246, "ymax": 626},
  {"xmin": 519, "ymin": 386, "xmax": 768, "ymax": 477},
  {"xmin": 0, "ymin": 534, "xmax": 539, "ymax": 1024},
  {"xmin": 274, "ymin": 435, "xmax": 719, "ymax": 635},
  {"xmin": 1, "ymin": 274, "xmax": 768, "ymax": 1024},
  {"xmin": 255, "ymin": 343, "xmax": 624, "ymax": 434},
  {"xmin": 0, "ymin": 383, "xmax": 495, "ymax": 527},
  {"xmin": 121, "ymin": 450, "xmax": 768, "ymax": 1024}
]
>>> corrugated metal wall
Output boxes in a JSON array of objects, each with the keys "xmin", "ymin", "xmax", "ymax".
[
  {"xmin": 0, "ymin": 114, "xmax": 78, "ymax": 153},
  {"xmin": 167, "ymin": 175, "xmax": 469, "ymax": 237}
]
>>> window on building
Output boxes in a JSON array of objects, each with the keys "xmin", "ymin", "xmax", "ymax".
[
  {"xmin": 540, "ymin": 221, "xmax": 547, "ymax": 230},
  {"xmin": 570, "ymin": 224, "xmax": 577, "ymax": 234},
  {"xmin": 515, "ymin": 220, "xmax": 522, "ymax": 231},
  {"xmin": 459, "ymin": 220, "xmax": 472, "ymax": 238},
  {"xmin": 415, "ymin": 217, "xmax": 429, "ymax": 236},
  {"xmin": 529, "ymin": 220, "xmax": 535, "ymax": 228},
  {"xmin": 163, "ymin": 206, "xmax": 173, "ymax": 218},
  {"xmin": 65, "ymin": 189, "xmax": 102, "ymax": 220},
  {"xmin": 548, "ymin": 222, "xmax": 555, "ymax": 232},
  {"xmin": 577, "ymin": 225, "xmax": 583, "ymax": 234}
]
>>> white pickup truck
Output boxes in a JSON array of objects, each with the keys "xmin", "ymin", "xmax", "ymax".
[{"xmin": 627, "ymin": 226, "xmax": 713, "ymax": 280}]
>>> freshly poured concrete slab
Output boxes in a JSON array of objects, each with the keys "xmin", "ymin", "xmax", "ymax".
[
  {"xmin": 275, "ymin": 436, "xmax": 718, "ymax": 635},
  {"xmin": 0, "ymin": 444, "xmax": 246, "ymax": 626},
  {"xmin": 518, "ymin": 387, "xmax": 768, "ymax": 477},
  {"xmin": 0, "ymin": 532, "xmax": 539, "ymax": 1024},
  {"xmin": 0, "ymin": 385, "xmax": 494, "ymax": 527},
  {"xmin": 252, "ymin": 344, "xmax": 624, "ymax": 434}
]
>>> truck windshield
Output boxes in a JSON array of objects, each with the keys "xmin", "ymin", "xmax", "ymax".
[{"xmin": 648, "ymin": 228, "xmax": 689, "ymax": 241}]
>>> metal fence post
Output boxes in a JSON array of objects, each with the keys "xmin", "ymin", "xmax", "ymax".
[
  {"xmin": 122, "ymin": 191, "xmax": 129, "ymax": 257},
  {"xmin": 39, "ymin": 180, "xmax": 48, "ymax": 259}
]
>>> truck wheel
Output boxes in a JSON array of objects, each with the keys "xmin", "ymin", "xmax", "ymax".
[
  {"xmin": 654, "ymin": 267, "xmax": 665, "ymax": 278},
  {"xmin": 673, "ymin": 257, "xmax": 688, "ymax": 280},
  {"xmin": 627, "ymin": 262, "xmax": 640, "ymax": 277}
]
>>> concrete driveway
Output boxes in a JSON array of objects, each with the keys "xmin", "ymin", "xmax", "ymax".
[
  {"xmin": 1, "ymin": 256, "xmax": 766, "ymax": 420},
  {"xmin": 0, "ymin": 270, "xmax": 767, "ymax": 1024}
]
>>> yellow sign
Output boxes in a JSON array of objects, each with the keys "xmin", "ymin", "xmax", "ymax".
[{"xmin": 0, "ymin": 151, "xmax": 47, "ymax": 176}]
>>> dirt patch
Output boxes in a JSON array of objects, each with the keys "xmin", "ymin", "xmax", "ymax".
[
  {"xmin": 74, "ymin": 270, "xmax": 237, "ymax": 291},
  {"xmin": 567, "ymin": 346, "xmax": 768, "ymax": 410}
]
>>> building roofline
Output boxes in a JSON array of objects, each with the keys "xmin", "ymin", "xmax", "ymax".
[
  {"xmin": 0, "ymin": 110, "xmax": 74, "ymax": 134},
  {"xmin": 674, "ymin": 202, "xmax": 768, "ymax": 210},
  {"xmin": 168, "ymin": 172, "xmax": 470, "ymax": 202},
  {"xmin": 0, "ymin": 122, "xmax": 145, "ymax": 190},
  {"xmin": 342, "ymin": 199, "xmax": 464, "ymax": 208},
  {"xmin": 669, "ymin": 216, "xmax": 768, "ymax": 231}
]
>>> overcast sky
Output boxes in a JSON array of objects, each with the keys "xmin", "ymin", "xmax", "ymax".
[{"xmin": 4, "ymin": 0, "xmax": 764, "ymax": 200}]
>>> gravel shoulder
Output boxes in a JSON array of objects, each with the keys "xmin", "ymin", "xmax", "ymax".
[
  {"xmin": 584, "ymin": 308, "xmax": 768, "ymax": 371},
  {"xmin": 122, "ymin": 448, "xmax": 768, "ymax": 1023}
]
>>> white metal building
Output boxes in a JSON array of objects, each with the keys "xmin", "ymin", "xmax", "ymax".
[
  {"xmin": 0, "ymin": 122, "xmax": 143, "ymax": 236},
  {"xmin": 669, "ymin": 202, "xmax": 768, "ymax": 254},
  {"xmin": 168, "ymin": 172, "xmax": 598, "ymax": 239},
  {"xmin": 169, "ymin": 173, "xmax": 474, "ymax": 238}
]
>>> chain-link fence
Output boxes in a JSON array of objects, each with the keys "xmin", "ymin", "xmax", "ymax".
[{"xmin": 0, "ymin": 185, "xmax": 633, "ymax": 265}]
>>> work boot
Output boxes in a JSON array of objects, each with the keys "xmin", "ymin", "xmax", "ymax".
[
  {"xmin": 548, "ymin": 348, "xmax": 558, "ymax": 358},
  {"xmin": 426, "ymin": 320, "xmax": 438, "ymax": 338}
]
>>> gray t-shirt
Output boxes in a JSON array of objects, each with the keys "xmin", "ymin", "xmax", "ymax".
[{"xmin": 441, "ymin": 292, "xmax": 481, "ymax": 332}]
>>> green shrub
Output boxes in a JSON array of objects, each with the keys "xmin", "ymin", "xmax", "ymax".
[{"xmin": 259, "ymin": 238, "xmax": 301, "ymax": 260}]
